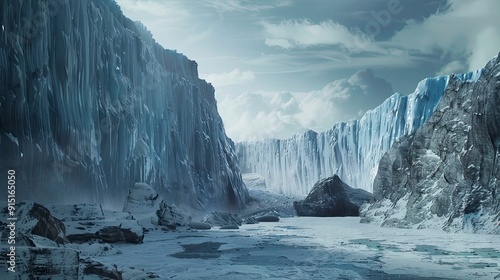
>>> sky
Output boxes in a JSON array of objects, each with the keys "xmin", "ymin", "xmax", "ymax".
[{"xmin": 116, "ymin": 0, "xmax": 500, "ymax": 142}]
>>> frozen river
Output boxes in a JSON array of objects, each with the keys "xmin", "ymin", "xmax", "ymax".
[{"xmin": 94, "ymin": 217, "xmax": 500, "ymax": 279}]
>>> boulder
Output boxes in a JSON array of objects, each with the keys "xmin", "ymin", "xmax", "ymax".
[
  {"xmin": 256, "ymin": 215, "xmax": 280, "ymax": 222},
  {"xmin": 188, "ymin": 222, "xmax": 212, "ymax": 230},
  {"xmin": 157, "ymin": 201, "xmax": 192, "ymax": 229},
  {"xmin": 219, "ymin": 225, "xmax": 239, "ymax": 229},
  {"xmin": 8, "ymin": 202, "xmax": 69, "ymax": 244},
  {"xmin": 293, "ymin": 175, "xmax": 373, "ymax": 217},
  {"xmin": 201, "ymin": 211, "xmax": 242, "ymax": 227},
  {"xmin": 96, "ymin": 221, "xmax": 144, "ymax": 244},
  {"xmin": 123, "ymin": 183, "xmax": 191, "ymax": 229}
]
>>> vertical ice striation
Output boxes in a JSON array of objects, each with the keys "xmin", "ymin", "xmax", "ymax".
[
  {"xmin": 236, "ymin": 71, "xmax": 482, "ymax": 196},
  {"xmin": 0, "ymin": 0, "xmax": 248, "ymax": 211}
]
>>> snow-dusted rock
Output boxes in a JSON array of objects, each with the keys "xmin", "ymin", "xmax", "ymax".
[
  {"xmin": 201, "ymin": 211, "xmax": 242, "ymax": 227},
  {"xmin": 96, "ymin": 223, "xmax": 144, "ymax": 244},
  {"xmin": 237, "ymin": 72, "xmax": 481, "ymax": 196},
  {"xmin": 47, "ymin": 203, "xmax": 105, "ymax": 221},
  {"xmin": 293, "ymin": 175, "xmax": 373, "ymax": 217},
  {"xmin": 123, "ymin": 182, "xmax": 191, "ymax": 229},
  {"xmin": 157, "ymin": 201, "xmax": 192, "ymax": 229},
  {"xmin": 361, "ymin": 54, "xmax": 500, "ymax": 234},
  {"xmin": 47, "ymin": 203, "xmax": 144, "ymax": 243},
  {"xmin": 4, "ymin": 202, "xmax": 69, "ymax": 244},
  {"xmin": 0, "ymin": 0, "xmax": 248, "ymax": 212}
]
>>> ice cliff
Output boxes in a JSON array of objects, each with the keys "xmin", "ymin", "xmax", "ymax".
[
  {"xmin": 360, "ymin": 54, "xmax": 500, "ymax": 234},
  {"xmin": 236, "ymin": 71, "xmax": 481, "ymax": 196},
  {"xmin": 0, "ymin": 0, "xmax": 248, "ymax": 211}
]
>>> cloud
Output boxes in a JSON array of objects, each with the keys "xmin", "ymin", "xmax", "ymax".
[
  {"xmin": 261, "ymin": 19, "xmax": 373, "ymax": 52},
  {"xmin": 116, "ymin": 0, "xmax": 189, "ymax": 18},
  {"xmin": 436, "ymin": 60, "xmax": 465, "ymax": 75},
  {"xmin": 203, "ymin": 68, "xmax": 255, "ymax": 87},
  {"xmin": 203, "ymin": 0, "xmax": 292, "ymax": 13},
  {"xmin": 391, "ymin": 0, "xmax": 500, "ymax": 71},
  {"xmin": 219, "ymin": 69, "xmax": 393, "ymax": 142}
]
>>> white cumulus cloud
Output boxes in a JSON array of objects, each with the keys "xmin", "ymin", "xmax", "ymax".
[
  {"xmin": 203, "ymin": 68, "xmax": 255, "ymax": 87},
  {"xmin": 219, "ymin": 69, "xmax": 393, "ymax": 142},
  {"xmin": 261, "ymin": 19, "xmax": 374, "ymax": 52}
]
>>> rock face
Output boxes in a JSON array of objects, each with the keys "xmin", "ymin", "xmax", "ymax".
[
  {"xmin": 361, "ymin": 54, "xmax": 500, "ymax": 234},
  {"xmin": 0, "ymin": 0, "xmax": 248, "ymax": 211},
  {"xmin": 236, "ymin": 72, "xmax": 481, "ymax": 196},
  {"xmin": 294, "ymin": 175, "xmax": 373, "ymax": 217}
]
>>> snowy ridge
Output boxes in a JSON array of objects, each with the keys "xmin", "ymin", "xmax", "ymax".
[
  {"xmin": 236, "ymin": 71, "xmax": 481, "ymax": 196},
  {"xmin": 0, "ymin": 0, "xmax": 248, "ymax": 211}
]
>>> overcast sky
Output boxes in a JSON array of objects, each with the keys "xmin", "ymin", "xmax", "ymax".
[{"xmin": 116, "ymin": 0, "xmax": 500, "ymax": 142}]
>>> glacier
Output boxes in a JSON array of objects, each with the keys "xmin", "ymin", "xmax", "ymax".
[
  {"xmin": 0, "ymin": 0, "xmax": 248, "ymax": 211},
  {"xmin": 236, "ymin": 70, "xmax": 482, "ymax": 196}
]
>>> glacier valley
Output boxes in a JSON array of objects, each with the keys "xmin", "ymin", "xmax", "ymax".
[{"xmin": 236, "ymin": 71, "xmax": 482, "ymax": 196}]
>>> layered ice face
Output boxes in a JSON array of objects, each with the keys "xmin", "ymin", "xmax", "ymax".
[
  {"xmin": 0, "ymin": 0, "xmax": 248, "ymax": 211},
  {"xmin": 236, "ymin": 70, "xmax": 482, "ymax": 196}
]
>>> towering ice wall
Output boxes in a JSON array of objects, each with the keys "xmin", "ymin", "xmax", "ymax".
[
  {"xmin": 0, "ymin": 0, "xmax": 248, "ymax": 211},
  {"xmin": 236, "ymin": 71, "xmax": 481, "ymax": 196}
]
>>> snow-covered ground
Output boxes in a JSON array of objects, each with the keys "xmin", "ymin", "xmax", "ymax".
[{"xmin": 94, "ymin": 217, "xmax": 500, "ymax": 279}]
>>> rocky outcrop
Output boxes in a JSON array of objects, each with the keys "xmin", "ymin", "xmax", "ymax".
[
  {"xmin": 360, "ymin": 54, "xmax": 500, "ymax": 234},
  {"xmin": 47, "ymin": 203, "xmax": 144, "ymax": 244},
  {"xmin": 294, "ymin": 175, "xmax": 373, "ymax": 217}
]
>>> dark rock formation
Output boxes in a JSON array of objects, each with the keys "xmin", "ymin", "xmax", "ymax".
[
  {"xmin": 293, "ymin": 175, "xmax": 373, "ymax": 217},
  {"xmin": 96, "ymin": 226, "xmax": 143, "ymax": 244},
  {"xmin": 201, "ymin": 211, "xmax": 242, "ymax": 227},
  {"xmin": 219, "ymin": 225, "xmax": 239, "ymax": 229},
  {"xmin": 361, "ymin": 54, "xmax": 500, "ymax": 234},
  {"xmin": 256, "ymin": 215, "xmax": 280, "ymax": 222},
  {"xmin": 188, "ymin": 222, "xmax": 212, "ymax": 230},
  {"xmin": 7, "ymin": 202, "xmax": 69, "ymax": 244}
]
